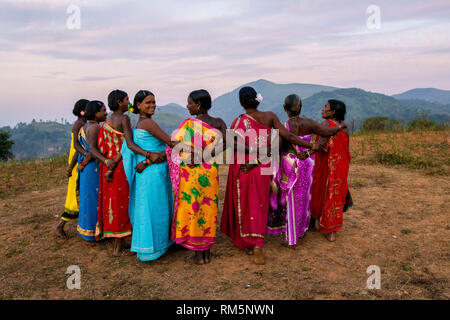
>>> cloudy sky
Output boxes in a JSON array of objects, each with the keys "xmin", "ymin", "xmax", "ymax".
[{"xmin": 0, "ymin": 0, "xmax": 449, "ymax": 126}]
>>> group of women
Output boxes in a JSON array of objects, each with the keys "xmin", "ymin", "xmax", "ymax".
[{"xmin": 54, "ymin": 86, "xmax": 351, "ymax": 265}]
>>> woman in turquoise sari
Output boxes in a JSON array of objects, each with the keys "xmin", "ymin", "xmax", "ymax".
[{"xmin": 122, "ymin": 90, "xmax": 180, "ymax": 261}]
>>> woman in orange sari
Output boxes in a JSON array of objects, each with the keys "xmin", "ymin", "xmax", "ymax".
[
  {"xmin": 310, "ymin": 100, "xmax": 351, "ymax": 242},
  {"xmin": 167, "ymin": 90, "xmax": 227, "ymax": 265}
]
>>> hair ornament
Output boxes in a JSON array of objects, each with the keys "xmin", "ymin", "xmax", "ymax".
[{"xmin": 255, "ymin": 93, "xmax": 263, "ymax": 103}]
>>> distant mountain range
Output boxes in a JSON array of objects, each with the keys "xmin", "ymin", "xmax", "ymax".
[
  {"xmin": 156, "ymin": 79, "xmax": 450, "ymax": 128},
  {"xmin": 392, "ymin": 88, "xmax": 450, "ymax": 105},
  {"xmin": 2, "ymin": 79, "xmax": 449, "ymax": 159}
]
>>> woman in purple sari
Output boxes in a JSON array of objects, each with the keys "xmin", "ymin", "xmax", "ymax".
[{"xmin": 267, "ymin": 94, "xmax": 344, "ymax": 247}]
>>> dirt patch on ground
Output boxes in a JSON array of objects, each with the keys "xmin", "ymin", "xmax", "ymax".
[{"xmin": 0, "ymin": 162, "xmax": 448, "ymax": 300}]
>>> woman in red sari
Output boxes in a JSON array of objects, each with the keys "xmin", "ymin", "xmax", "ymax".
[
  {"xmin": 94, "ymin": 90, "xmax": 133, "ymax": 255},
  {"xmin": 220, "ymin": 87, "xmax": 341, "ymax": 265},
  {"xmin": 310, "ymin": 100, "xmax": 351, "ymax": 242}
]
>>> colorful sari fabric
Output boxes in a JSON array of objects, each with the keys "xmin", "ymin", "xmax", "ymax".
[
  {"xmin": 267, "ymin": 121, "xmax": 315, "ymax": 245},
  {"xmin": 166, "ymin": 118, "xmax": 220, "ymax": 251},
  {"xmin": 122, "ymin": 128, "xmax": 173, "ymax": 261},
  {"xmin": 77, "ymin": 127, "xmax": 99, "ymax": 241},
  {"xmin": 96, "ymin": 123, "xmax": 132, "ymax": 239},
  {"xmin": 220, "ymin": 114, "xmax": 272, "ymax": 249},
  {"xmin": 310, "ymin": 120, "xmax": 350, "ymax": 233},
  {"xmin": 62, "ymin": 132, "xmax": 79, "ymax": 221}
]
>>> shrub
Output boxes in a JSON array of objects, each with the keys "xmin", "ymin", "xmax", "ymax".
[{"xmin": 362, "ymin": 117, "xmax": 403, "ymax": 132}]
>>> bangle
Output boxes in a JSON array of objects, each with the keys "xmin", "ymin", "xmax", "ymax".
[
  {"xmin": 254, "ymin": 158, "xmax": 261, "ymax": 165},
  {"xmin": 306, "ymin": 150, "xmax": 311, "ymax": 158},
  {"xmin": 146, "ymin": 151, "xmax": 151, "ymax": 158},
  {"xmin": 145, "ymin": 158, "xmax": 152, "ymax": 165},
  {"xmin": 104, "ymin": 159, "xmax": 110, "ymax": 166}
]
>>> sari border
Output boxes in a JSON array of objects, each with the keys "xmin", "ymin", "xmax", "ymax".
[
  {"xmin": 241, "ymin": 114, "xmax": 271, "ymax": 130},
  {"xmin": 77, "ymin": 225, "xmax": 96, "ymax": 237},
  {"xmin": 103, "ymin": 122, "xmax": 124, "ymax": 136},
  {"xmin": 172, "ymin": 117, "xmax": 217, "ymax": 137},
  {"xmin": 237, "ymin": 177, "xmax": 265, "ymax": 239}
]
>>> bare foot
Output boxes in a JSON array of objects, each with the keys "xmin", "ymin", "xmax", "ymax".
[
  {"xmin": 281, "ymin": 241, "xmax": 296, "ymax": 249},
  {"xmin": 325, "ymin": 231, "xmax": 336, "ymax": 242},
  {"xmin": 253, "ymin": 246, "xmax": 265, "ymax": 265},
  {"xmin": 194, "ymin": 251, "xmax": 205, "ymax": 265},
  {"xmin": 122, "ymin": 238, "xmax": 132, "ymax": 249},
  {"xmin": 53, "ymin": 220, "xmax": 68, "ymax": 239},
  {"xmin": 203, "ymin": 250, "xmax": 211, "ymax": 264},
  {"xmin": 113, "ymin": 238, "xmax": 126, "ymax": 257},
  {"xmin": 308, "ymin": 217, "xmax": 318, "ymax": 231}
]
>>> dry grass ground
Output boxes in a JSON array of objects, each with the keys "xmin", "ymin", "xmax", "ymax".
[{"xmin": 0, "ymin": 130, "xmax": 448, "ymax": 300}]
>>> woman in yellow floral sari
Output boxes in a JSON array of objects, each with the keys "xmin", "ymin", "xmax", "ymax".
[{"xmin": 167, "ymin": 90, "xmax": 227, "ymax": 265}]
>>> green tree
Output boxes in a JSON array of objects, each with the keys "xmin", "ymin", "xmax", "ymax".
[
  {"xmin": 407, "ymin": 111, "xmax": 436, "ymax": 131},
  {"xmin": 362, "ymin": 116, "xmax": 403, "ymax": 132},
  {"xmin": 0, "ymin": 129, "xmax": 14, "ymax": 161},
  {"xmin": 362, "ymin": 117, "xmax": 390, "ymax": 131}
]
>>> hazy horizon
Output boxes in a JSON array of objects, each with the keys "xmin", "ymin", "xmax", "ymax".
[{"xmin": 1, "ymin": 0, "xmax": 449, "ymax": 127}]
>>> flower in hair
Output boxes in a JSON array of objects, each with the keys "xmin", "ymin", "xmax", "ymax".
[
  {"xmin": 255, "ymin": 93, "xmax": 263, "ymax": 103},
  {"xmin": 80, "ymin": 111, "xmax": 85, "ymax": 116},
  {"xmin": 128, "ymin": 103, "xmax": 134, "ymax": 113}
]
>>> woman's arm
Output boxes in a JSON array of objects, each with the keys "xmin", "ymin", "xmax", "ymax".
[
  {"xmin": 142, "ymin": 119, "xmax": 179, "ymax": 148},
  {"xmin": 86, "ymin": 124, "xmax": 116, "ymax": 169},
  {"xmin": 122, "ymin": 115, "xmax": 165, "ymax": 162},
  {"xmin": 311, "ymin": 119, "xmax": 342, "ymax": 137},
  {"xmin": 72, "ymin": 120, "xmax": 86, "ymax": 155},
  {"xmin": 122, "ymin": 115, "xmax": 148, "ymax": 157},
  {"xmin": 271, "ymin": 113, "xmax": 318, "ymax": 150},
  {"xmin": 67, "ymin": 151, "xmax": 79, "ymax": 177}
]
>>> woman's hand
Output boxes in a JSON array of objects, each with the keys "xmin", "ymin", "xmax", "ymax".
[
  {"xmin": 297, "ymin": 151, "xmax": 309, "ymax": 160},
  {"xmin": 338, "ymin": 122, "xmax": 347, "ymax": 130},
  {"xmin": 104, "ymin": 158, "xmax": 117, "ymax": 170},
  {"xmin": 149, "ymin": 152, "xmax": 164, "ymax": 164},
  {"xmin": 105, "ymin": 170, "xmax": 114, "ymax": 182},
  {"xmin": 239, "ymin": 163, "xmax": 258, "ymax": 173},
  {"xmin": 311, "ymin": 142, "xmax": 321, "ymax": 152},
  {"xmin": 135, "ymin": 161, "xmax": 148, "ymax": 173}
]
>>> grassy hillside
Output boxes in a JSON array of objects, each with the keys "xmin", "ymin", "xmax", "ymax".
[
  {"xmin": 0, "ymin": 154, "xmax": 67, "ymax": 199},
  {"xmin": 350, "ymin": 128, "xmax": 449, "ymax": 176}
]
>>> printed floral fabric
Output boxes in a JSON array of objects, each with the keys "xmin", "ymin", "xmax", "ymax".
[{"xmin": 166, "ymin": 118, "xmax": 221, "ymax": 251}]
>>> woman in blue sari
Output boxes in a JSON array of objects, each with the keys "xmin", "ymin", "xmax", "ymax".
[
  {"xmin": 122, "ymin": 90, "xmax": 180, "ymax": 261},
  {"xmin": 77, "ymin": 101, "xmax": 111, "ymax": 241}
]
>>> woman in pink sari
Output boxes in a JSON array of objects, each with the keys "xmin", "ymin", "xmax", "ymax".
[
  {"xmin": 220, "ymin": 87, "xmax": 333, "ymax": 265},
  {"xmin": 267, "ymin": 94, "xmax": 343, "ymax": 247}
]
